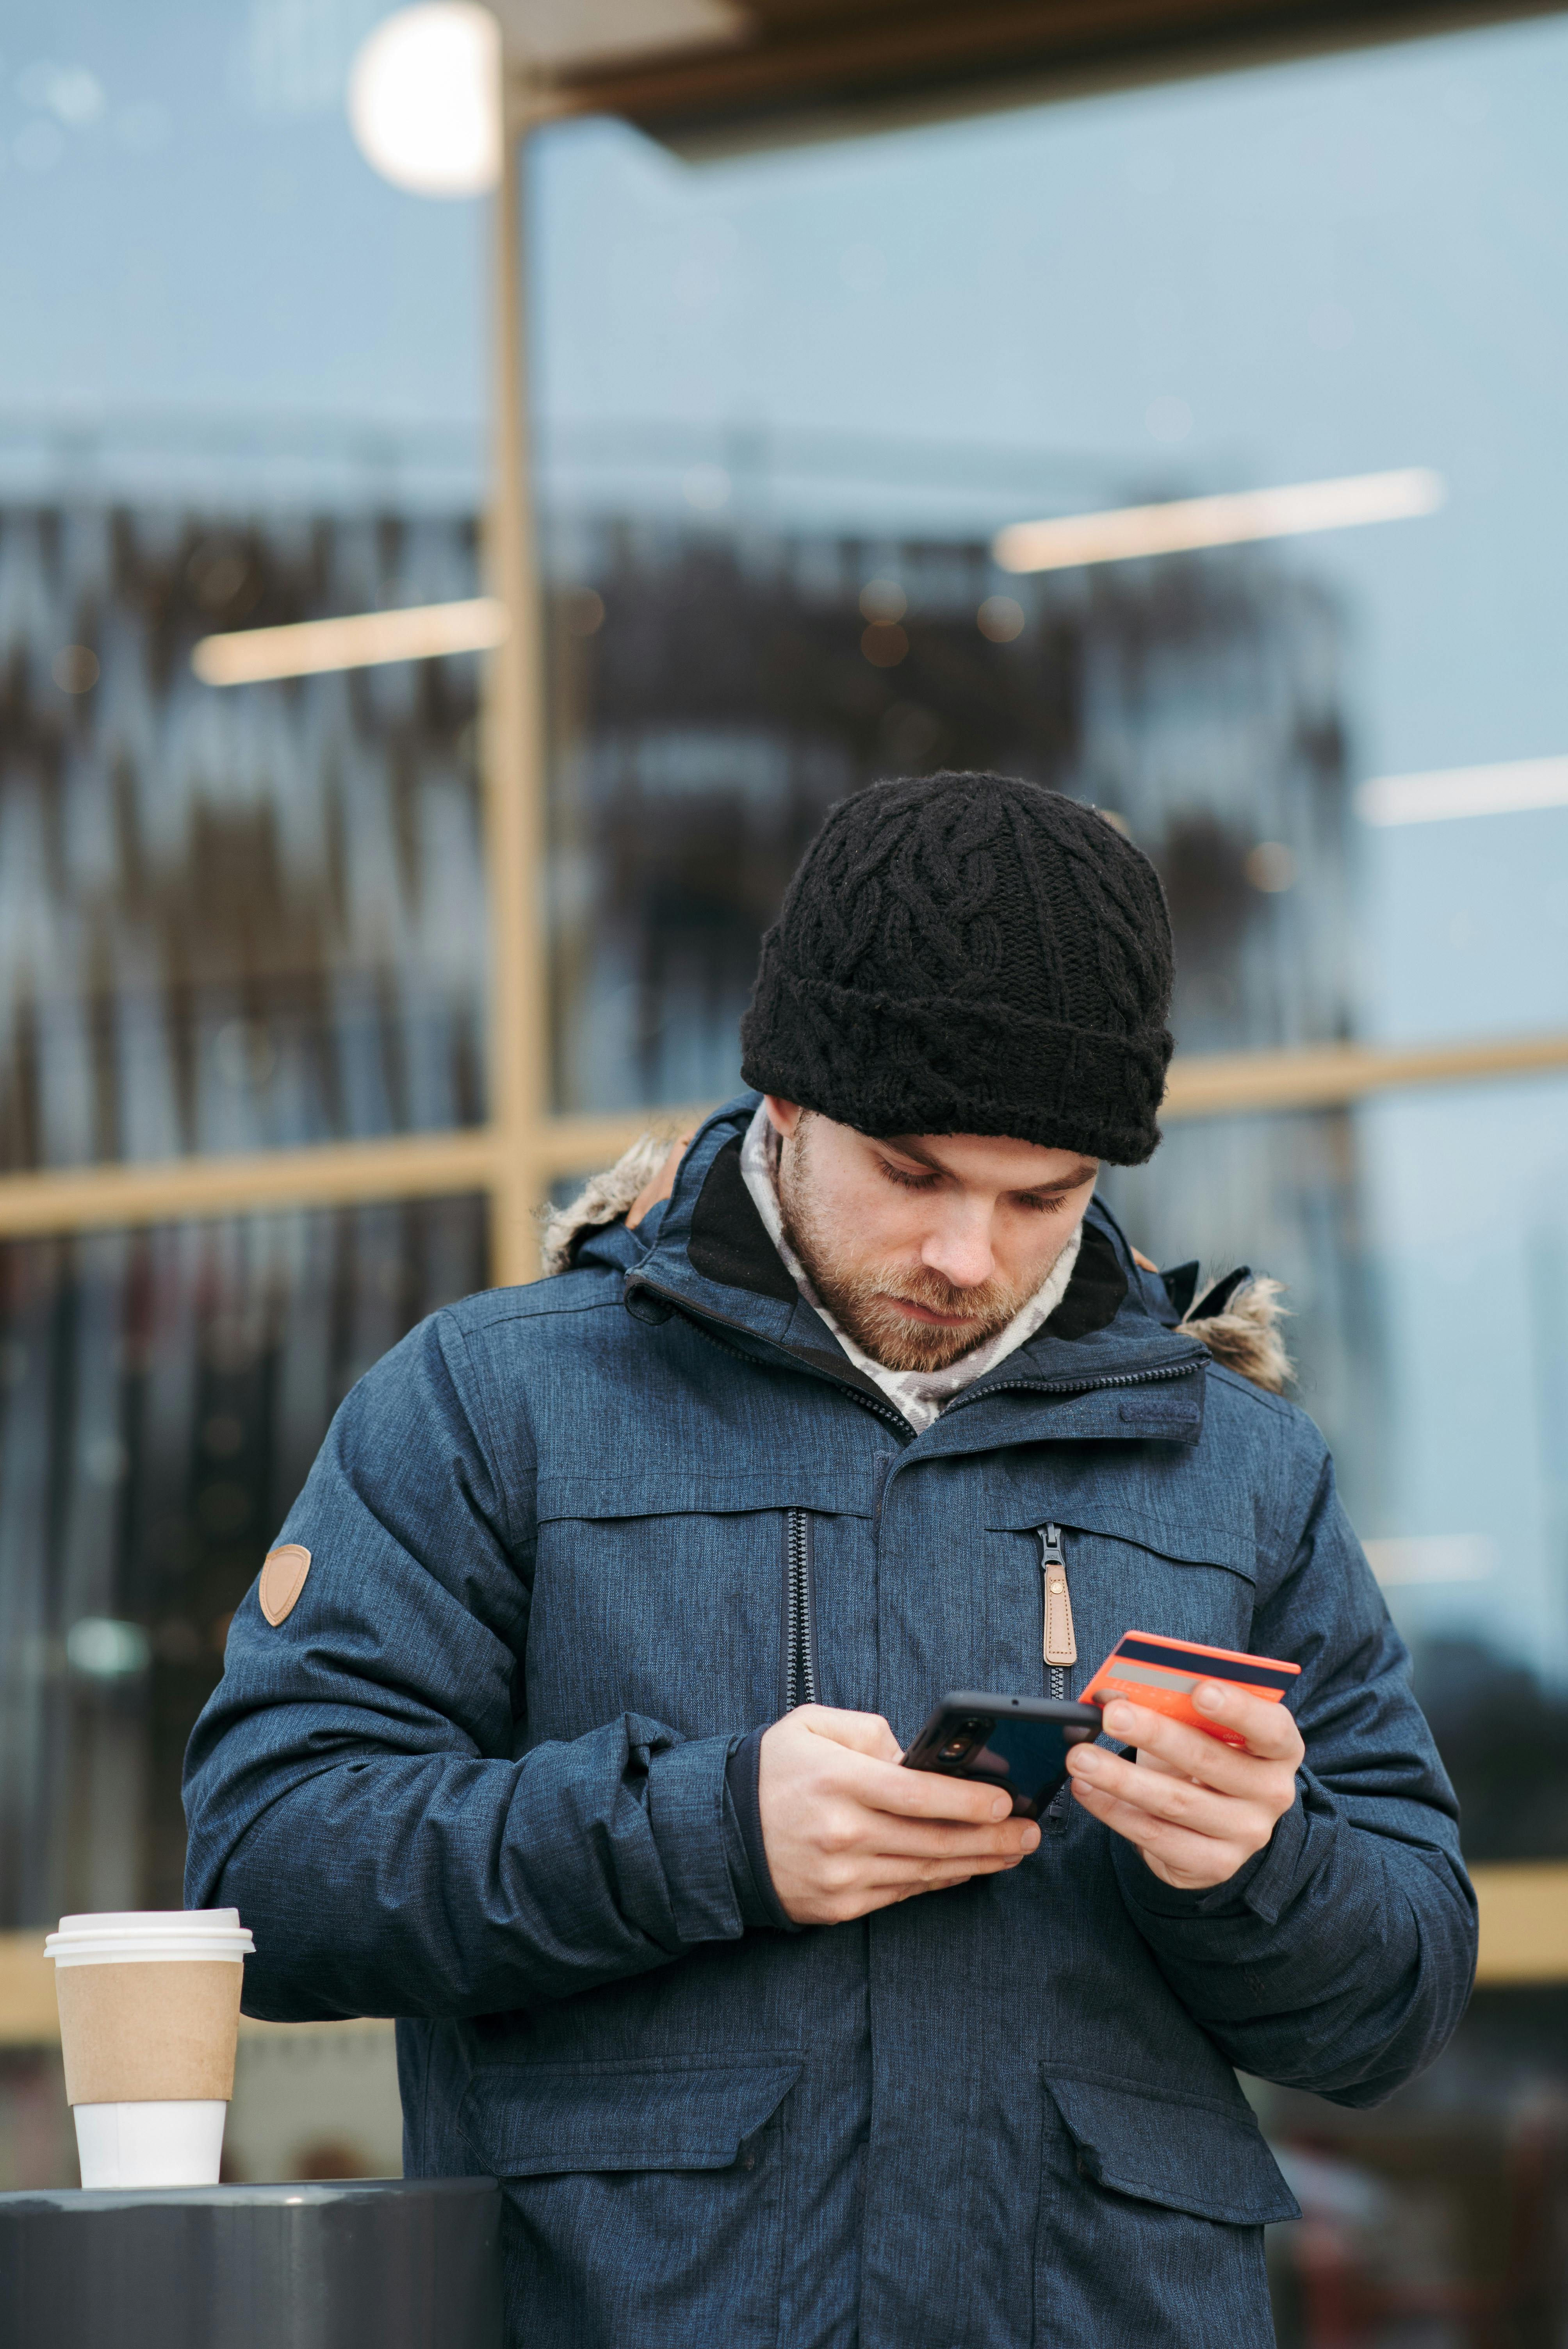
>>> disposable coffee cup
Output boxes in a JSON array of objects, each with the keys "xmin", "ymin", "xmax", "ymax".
[{"xmin": 45, "ymin": 1909, "xmax": 255, "ymax": 2189}]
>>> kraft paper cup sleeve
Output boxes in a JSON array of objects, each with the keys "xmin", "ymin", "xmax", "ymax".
[{"xmin": 54, "ymin": 1959, "xmax": 244, "ymax": 2106}]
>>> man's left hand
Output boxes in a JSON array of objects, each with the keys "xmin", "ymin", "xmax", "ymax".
[{"xmin": 1065, "ymin": 1682, "xmax": 1304, "ymax": 1891}]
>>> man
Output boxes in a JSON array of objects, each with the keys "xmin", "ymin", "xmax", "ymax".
[{"xmin": 185, "ymin": 772, "xmax": 1475, "ymax": 2349}]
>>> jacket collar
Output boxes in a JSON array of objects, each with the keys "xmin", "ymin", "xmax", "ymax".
[{"xmin": 617, "ymin": 1093, "xmax": 1207, "ymax": 1445}]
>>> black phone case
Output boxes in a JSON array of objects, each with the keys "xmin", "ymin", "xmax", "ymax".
[{"xmin": 902, "ymin": 1690, "xmax": 1103, "ymax": 1819}]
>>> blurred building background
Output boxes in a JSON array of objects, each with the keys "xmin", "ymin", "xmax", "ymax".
[{"xmin": 3, "ymin": 0, "xmax": 1568, "ymax": 2334}]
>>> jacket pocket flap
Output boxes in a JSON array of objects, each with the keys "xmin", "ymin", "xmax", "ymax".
[
  {"xmin": 989, "ymin": 1502, "xmax": 1256, "ymax": 1581},
  {"xmin": 1044, "ymin": 2073, "xmax": 1300, "ymax": 2225},
  {"xmin": 459, "ymin": 2059, "xmax": 803, "ymax": 2177}
]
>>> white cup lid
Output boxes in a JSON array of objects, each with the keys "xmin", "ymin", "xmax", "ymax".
[
  {"xmin": 54, "ymin": 1911, "xmax": 244, "ymax": 1935},
  {"xmin": 46, "ymin": 1910, "xmax": 254, "ymax": 1962}
]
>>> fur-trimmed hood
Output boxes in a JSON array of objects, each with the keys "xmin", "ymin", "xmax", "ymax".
[
  {"xmin": 1177, "ymin": 1276, "xmax": 1291, "ymax": 1394},
  {"xmin": 540, "ymin": 1132, "xmax": 1292, "ymax": 1395},
  {"xmin": 539, "ymin": 1132, "xmax": 673, "ymax": 1278}
]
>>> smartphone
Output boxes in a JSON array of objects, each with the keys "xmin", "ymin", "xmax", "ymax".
[{"xmin": 902, "ymin": 1691, "xmax": 1103, "ymax": 1820}]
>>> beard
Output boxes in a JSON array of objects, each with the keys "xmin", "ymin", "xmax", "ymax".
[{"xmin": 776, "ymin": 1120, "xmax": 1052, "ymax": 1374}]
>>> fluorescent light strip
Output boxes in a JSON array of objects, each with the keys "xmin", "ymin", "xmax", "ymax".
[
  {"xmin": 192, "ymin": 596, "xmax": 508, "ymax": 686},
  {"xmin": 993, "ymin": 467, "xmax": 1445, "ymax": 575},
  {"xmin": 1357, "ymin": 753, "xmax": 1568, "ymax": 827}
]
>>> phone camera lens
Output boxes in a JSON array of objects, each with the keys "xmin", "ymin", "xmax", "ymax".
[{"xmin": 941, "ymin": 1735, "xmax": 972, "ymax": 1759}]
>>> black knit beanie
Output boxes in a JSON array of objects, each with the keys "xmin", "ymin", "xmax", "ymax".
[{"xmin": 739, "ymin": 772, "xmax": 1174, "ymax": 1165}]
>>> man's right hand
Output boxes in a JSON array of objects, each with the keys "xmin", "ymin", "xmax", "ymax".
[{"xmin": 758, "ymin": 1706, "xmax": 1041, "ymax": 1925}]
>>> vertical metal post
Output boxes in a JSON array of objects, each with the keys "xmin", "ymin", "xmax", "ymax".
[{"xmin": 481, "ymin": 65, "xmax": 549, "ymax": 1287}]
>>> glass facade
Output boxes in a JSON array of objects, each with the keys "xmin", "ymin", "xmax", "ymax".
[
  {"xmin": 0, "ymin": 504, "xmax": 489, "ymax": 1169},
  {"xmin": 0, "ymin": 1195, "xmax": 487, "ymax": 1928},
  {"xmin": 540, "ymin": 513, "xmax": 1382, "ymax": 1511},
  {"xmin": 543, "ymin": 519, "xmax": 1351, "ymax": 1109}
]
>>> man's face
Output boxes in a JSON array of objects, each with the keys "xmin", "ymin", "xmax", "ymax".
[{"xmin": 767, "ymin": 1096, "xmax": 1097, "ymax": 1374}]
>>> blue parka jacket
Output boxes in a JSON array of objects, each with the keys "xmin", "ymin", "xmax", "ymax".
[{"xmin": 185, "ymin": 1095, "xmax": 1477, "ymax": 2349}]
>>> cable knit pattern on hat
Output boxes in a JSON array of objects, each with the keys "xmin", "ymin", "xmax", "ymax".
[{"xmin": 740, "ymin": 771, "xmax": 1174, "ymax": 1164}]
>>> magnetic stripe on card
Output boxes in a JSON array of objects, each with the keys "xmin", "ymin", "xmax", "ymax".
[
  {"xmin": 1094, "ymin": 1661, "xmax": 1201, "ymax": 1698},
  {"xmin": 1115, "ymin": 1639, "xmax": 1296, "ymax": 1692}
]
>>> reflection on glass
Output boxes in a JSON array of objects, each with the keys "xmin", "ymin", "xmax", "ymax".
[
  {"xmin": 542, "ymin": 504, "xmax": 1377, "ymax": 1527},
  {"xmin": 544, "ymin": 517, "xmax": 1349, "ymax": 1110},
  {"xmin": 0, "ymin": 507, "xmax": 488, "ymax": 1169},
  {"xmin": 0, "ymin": 1196, "xmax": 486, "ymax": 1928}
]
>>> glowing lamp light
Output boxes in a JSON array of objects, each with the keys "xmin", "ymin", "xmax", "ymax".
[
  {"xmin": 994, "ymin": 467, "xmax": 1445, "ymax": 574},
  {"xmin": 1356, "ymin": 753, "xmax": 1568, "ymax": 827},
  {"xmin": 347, "ymin": 2, "xmax": 501, "ymax": 198},
  {"xmin": 192, "ymin": 599, "xmax": 509, "ymax": 686}
]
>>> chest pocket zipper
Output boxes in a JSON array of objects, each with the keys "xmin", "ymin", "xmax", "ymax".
[
  {"xmin": 1039, "ymin": 1522, "xmax": 1078, "ymax": 1702},
  {"xmin": 784, "ymin": 1508, "xmax": 818, "ymax": 1710},
  {"xmin": 1039, "ymin": 1523, "xmax": 1078, "ymax": 1829}
]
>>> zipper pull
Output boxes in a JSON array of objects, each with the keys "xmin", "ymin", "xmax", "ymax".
[{"xmin": 1038, "ymin": 1523, "xmax": 1077, "ymax": 1668}]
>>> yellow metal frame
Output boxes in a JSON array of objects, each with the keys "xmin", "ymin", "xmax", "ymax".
[
  {"xmin": 480, "ymin": 80, "xmax": 550, "ymax": 1287},
  {"xmin": 0, "ymin": 1037, "xmax": 1564, "ymax": 1246}
]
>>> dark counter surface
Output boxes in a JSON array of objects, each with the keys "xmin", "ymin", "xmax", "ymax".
[{"xmin": 0, "ymin": 2175, "xmax": 504, "ymax": 2349}]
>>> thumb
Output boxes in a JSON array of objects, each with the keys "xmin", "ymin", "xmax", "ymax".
[{"xmin": 794, "ymin": 1706, "xmax": 904, "ymax": 1764}]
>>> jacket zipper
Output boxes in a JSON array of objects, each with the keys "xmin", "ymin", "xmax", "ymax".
[
  {"xmin": 784, "ymin": 1508, "xmax": 818, "ymax": 1709},
  {"xmin": 1038, "ymin": 1522, "xmax": 1077, "ymax": 1702},
  {"xmin": 951, "ymin": 1355, "xmax": 1205, "ymax": 1410},
  {"xmin": 627, "ymin": 1277, "xmax": 1204, "ymax": 1429},
  {"xmin": 1039, "ymin": 1522, "xmax": 1078, "ymax": 1829}
]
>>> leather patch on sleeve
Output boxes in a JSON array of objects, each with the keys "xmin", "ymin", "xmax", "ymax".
[{"xmin": 259, "ymin": 1543, "xmax": 312, "ymax": 1625}]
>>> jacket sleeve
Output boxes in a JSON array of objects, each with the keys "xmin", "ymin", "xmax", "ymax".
[
  {"xmin": 1110, "ymin": 1425, "xmax": 1477, "ymax": 2106},
  {"xmin": 182, "ymin": 1309, "xmax": 768, "ymax": 2023}
]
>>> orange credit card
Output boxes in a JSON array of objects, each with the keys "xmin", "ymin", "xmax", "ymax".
[{"xmin": 1079, "ymin": 1631, "xmax": 1301, "ymax": 1750}]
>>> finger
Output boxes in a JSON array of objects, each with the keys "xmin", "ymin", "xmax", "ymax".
[
  {"xmin": 795, "ymin": 1707, "xmax": 906, "ymax": 1766},
  {"xmin": 1067, "ymin": 1746, "xmax": 1271, "ymax": 1842},
  {"xmin": 1094, "ymin": 1700, "xmax": 1297, "ymax": 1794},
  {"xmin": 863, "ymin": 1849, "xmax": 1030, "ymax": 1888},
  {"xmin": 1068, "ymin": 1778, "xmax": 1246, "ymax": 1879},
  {"xmin": 834, "ymin": 1859, "xmax": 1015, "ymax": 1921},
  {"xmin": 857, "ymin": 1815, "xmax": 1042, "ymax": 1862},
  {"xmin": 841, "ymin": 1853, "xmax": 1029, "ymax": 1921},
  {"xmin": 1101, "ymin": 1689, "xmax": 1303, "ymax": 1772},
  {"xmin": 844, "ymin": 1750, "xmax": 1017, "ymax": 1825},
  {"xmin": 1189, "ymin": 1681, "xmax": 1304, "ymax": 1760}
]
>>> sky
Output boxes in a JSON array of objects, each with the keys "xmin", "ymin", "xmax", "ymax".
[{"xmin": 4, "ymin": 0, "xmax": 1567, "ymax": 1655}]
